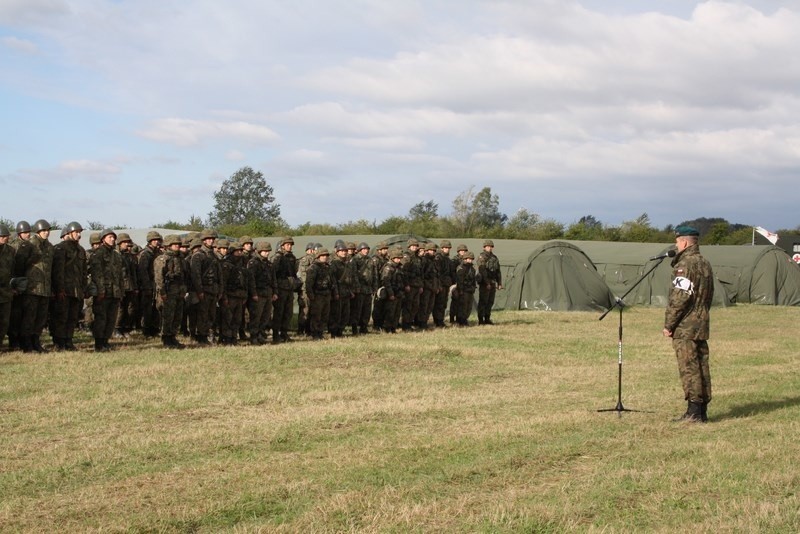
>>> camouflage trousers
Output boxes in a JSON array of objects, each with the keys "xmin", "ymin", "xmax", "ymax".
[
  {"xmin": 432, "ymin": 287, "xmax": 449, "ymax": 326},
  {"xmin": 371, "ymin": 295, "xmax": 386, "ymax": 330},
  {"xmin": 673, "ymin": 338, "xmax": 712, "ymax": 404},
  {"xmin": 477, "ymin": 284, "xmax": 497, "ymax": 321},
  {"xmin": 402, "ymin": 286, "xmax": 421, "ymax": 327},
  {"xmin": 308, "ymin": 292, "xmax": 331, "ymax": 336},
  {"xmin": 220, "ymin": 296, "xmax": 244, "ymax": 339},
  {"xmin": 158, "ymin": 290, "xmax": 185, "ymax": 338},
  {"xmin": 455, "ymin": 290, "xmax": 475, "ymax": 325},
  {"xmin": 50, "ymin": 296, "xmax": 82, "ymax": 340},
  {"xmin": 92, "ymin": 297, "xmax": 120, "ymax": 340}
]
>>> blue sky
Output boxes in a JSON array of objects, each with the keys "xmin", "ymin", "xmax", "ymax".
[{"xmin": 1, "ymin": 0, "xmax": 798, "ymax": 232}]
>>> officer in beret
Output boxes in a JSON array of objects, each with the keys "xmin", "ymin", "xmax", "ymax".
[{"xmin": 663, "ymin": 225, "xmax": 714, "ymax": 422}]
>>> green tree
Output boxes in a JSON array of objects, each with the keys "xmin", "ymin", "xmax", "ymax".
[
  {"xmin": 449, "ymin": 186, "xmax": 506, "ymax": 237},
  {"xmin": 209, "ymin": 166, "xmax": 283, "ymax": 229}
]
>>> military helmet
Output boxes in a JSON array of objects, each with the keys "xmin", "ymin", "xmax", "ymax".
[
  {"xmin": 483, "ymin": 239, "xmax": 495, "ymax": 247},
  {"xmin": 457, "ymin": 244, "xmax": 468, "ymax": 252},
  {"xmin": 279, "ymin": 236, "xmax": 294, "ymax": 247},
  {"xmin": 65, "ymin": 221, "xmax": 83, "ymax": 233},
  {"xmin": 229, "ymin": 242, "xmax": 242, "ymax": 252},
  {"xmin": 101, "ymin": 228, "xmax": 117, "ymax": 240},
  {"xmin": 181, "ymin": 237, "xmax": 192, "ymax": 247},
  {"xmin": 316, "ymin": 247, "xmax": 330, "ymax": 258},
  {"xmin": 164, "ymin": 234, "xmax": 181, "ymax": 247},
  {"xmin": 256, "ymin": 241, "xmax": 272, "ymax": 252},
  {"xmin": 117, "ymin": 232, "xmax": 132, "ymax": 243},
  {"xmin": 190, "ymin": 238, "xmax": 203, "ymax": 249},
  {"xmin": 334, "ymin": 242, "xmax": 347, "ymax": 252},
  {"xmin": 390, "ymin": 249, "xmax": 404, "ymax": 260},
  {"xmin": 407, "ymin": 238, "xmax": 419, "ymax": 247},
  {"xmin": 89, "ymin": 232, "xmax": 102, "ymax": 245},
  {"xmin": 146, "ymin": 230, "xmax": 163, "ymax": 242},
  {"xmin": 346, "ymin": 241, "xmax": 357, "ymax": 250},
  {"xmin": 425, "ymin": 243, "xmax": 437, "ymax": 251},
  {"xmin": 464, "ymin": 251, "xmax": 475, "ymax": 260},
  {"xmin": 215, "ymin": 238, "xmax": 230, "ymax": 249},
  {"xmin": 315, "ymin": 243, "xmax": 323, "ymax": 250},
  {"xmin": 358, "ymin": 242, "xmax": 370, "ymax": 251},
  {"xmin": 33, "ymin": 219, "xmax": 51, "ymax": 232},
  {"xmin": 60, "ymin": 227, "xmax": 69, "ymax": 238},
  {"xmin": 376, "ymin": 241, "xmax": 389, "ymax": 250},
  {"xmin": 0, "ymin": 224, "xmax": 10, "ymax": 237},
  {"xmin": 306, "ymin": 242, "xmax": 316, "ymax": 251},
  {"xmin": 440, "ymin": 240, "xmax": 452, "ymax": 248},
  {"xmin": 15, "ymin": 220, "xmax": 31, "ymax": 234},
  {"xmin": 240, "ymin": 235, "xmax": 253, "ymax": 244},
  {"xmin": 200, "ymin": 229, "xmax": 218, "ymax": 240}
]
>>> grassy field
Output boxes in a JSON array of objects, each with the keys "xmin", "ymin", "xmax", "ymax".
[{"xmin": 2, "ymin": 305, "xmax": 800, "ymax": 532}]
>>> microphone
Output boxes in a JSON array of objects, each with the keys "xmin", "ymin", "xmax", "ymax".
[{"xmin": 649, "ymin": 250, "xmax": 676, "ymax": 261}]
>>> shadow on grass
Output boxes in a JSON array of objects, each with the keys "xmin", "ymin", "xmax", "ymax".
[{"xmin": 714, "ymin": 396, "xmax": 800, "ymax": 421}]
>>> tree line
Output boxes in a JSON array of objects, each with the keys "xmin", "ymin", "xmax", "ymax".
[{"xmin": 4, "ymin": 167, "xmax": 793, "ymax": 245}]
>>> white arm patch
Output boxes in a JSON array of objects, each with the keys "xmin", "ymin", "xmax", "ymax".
[{"xmin": 672, "ymin": 276, "xmax": 694, "ymax": 294}]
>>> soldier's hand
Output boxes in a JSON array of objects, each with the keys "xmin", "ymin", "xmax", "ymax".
[
  {"xmin": 197, "ymin": 291, "xmax": 205, "ymax": 301},
  {"xmin": 662, "ymin": 328, "xmax": 673, "ymax": 338},
  {"xmin": 252, "ymin": 295, "xmax": 259, "ymax": 302},
  {"xmin": 498, "ymin": 284, "xmax": 503, "ymax": 290},
  {"xmin": 272, "ymin": 294, "xmax": 279, "ymax": 302},
  {"xmin": 418, "ymin": 287, "xmax": 423, "ymax": 295},
  {"xmin": 388, "ymin": 295, "xmax": 395, "ymax": 301}
]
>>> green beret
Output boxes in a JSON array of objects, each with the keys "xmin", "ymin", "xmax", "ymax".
[{"xmin": 675, "ymin": 225, "xmax": 700, "ymax": 237}]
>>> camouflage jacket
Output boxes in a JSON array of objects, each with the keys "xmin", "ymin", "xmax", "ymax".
[
  {"xmin": 154, "ymin": 250, "xmax": 187, "ymax": 296},
  {"xmin": 222, "ymin": 254, "xmax": 249, "ymax": 298},
  {"xmin": 272, "ymin": 249, "xmax": 298, "ymax": 291},
  {"xmin": 297, "ymin": 252, "xmax": 315, "ymax": 290},
  {"xmin": 434, "ymin": 251, "xmax": 454, "ymax": 287},
  {"xmin": 90, "ymin": 244, "xmax": 124, "ymax": 298},
  {"xmin": 306, "ymin": 260, "xmax": 336, "ymax": 299},
  {"xmin": 478, "ymin": 251, "xmax": 502, "ymax": 285},
  {"xmin": 190, "ymin": 245, "xmax": 223, "ymax": 296},
  {"xmin": 247, "ymin": 255, "xmax": 277, "ymax": 295},
  {"xmin": 380, "ymin": 261, "xmax": 403, "ymax": 299},
  {"xmin": 455, "ymin": 263, "xmax": 477, "ymax": 293},
  {"xmin": 401, "ymin": 251, "xmax": 422, "ymax": 287},
  {"xmin": 665, "ymin": 244, "xmax": 714, "ymax": 340},
  {"xmin": 52, "ymin": 238, "xmax": 87, "ymax": 299},
  {"xmin": 120, "ymin": 249, "xmax": 139, "ymax": 292},
  {"xmin": 0, "ymin": 243, "xmax": 15, "ymax": 304},
  {"xmin": 137, "ymin": 245, "xmax": 161, "ymax": 293},
  {"xmin": 370, "ymin": 253, "xmax": 388, "ymax": 293},
  {"xmin": 25, "ymin": 234, "xmax": 54, "ymax": 297}
]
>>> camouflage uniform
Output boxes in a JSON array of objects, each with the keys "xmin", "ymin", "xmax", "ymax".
[
  {"xmin": 379, "ymin": 250, "xmax": 404, "ymax": 333},
  {"xmin": 220, "ymin": 244, "xmax": 248, "ymax": 345},
  {"xmin": 50, "ymin": 225, "xmax": 87, "ymax": 350},
  {"xmin": 271, "ymin": 237, "xmax": 298, "ymax": 343},
  {"xmin": 351, "ymin": 243, "xmax": 373, "ymax": 334},
  {"xmin": 664, "ymin": 227, "xmax": 714, "ymax": 421},
  {"xmin": 401, "ymin": 240, "xmax": 423, "ymax": 330},
  {"xmin": 21, "ymin": 225, "xmax": 55, "ymax": 352},
  {"xmin": 296, "ymin": 244, "xmax": 316, "ymax": 335},
  {"xmin": 138, "ymin": 233, "xmax": 163, "ymax": 337},
  {"xmin": 154, "ymin": 235, "xmax": 187, "ymax": 348},
  {"xmin": 477, "ymin": 240, "xmax": 502, "ymax": 325},
  {"xmin": 416, "ymin": 243, "xmax": 439, "ymax": 328},
  {"xmin": 246, "ymin": 242, "xmax": 277, "ymax": 344},
  {"xmin": 369, "ymin": 243, "xmax": 390, "ymax": 331},
  {"xmin": 329, "ymin": 246, "xmax": 355, "ymax": 337},
  {"xmin": 190, "ymin": 231, "xmax": 224, "ymax": 345},
  {"xmin": 115, "ymin": 233, "xmax": 140, "ymax": 336},
  {"xmin": 449, "ymin": 245, "xmax": 467, "ymax": 323},
  {"xmin": 89, "ymin": 230, "xmax": 124, "ymax": 352},
  {"xmin": 454, "ymin": 252, "xmax": 477, "ymax": 326},
  {"xmin": 8, "ymin": 225, "xmax": 39, "ymax": 350},
  {"xmin": 306, "ymin": 249, "xmax": 336, "ymax": 339},
  {"xmin": 0, "ymin": 226, "xmax": 15, "ymax": 350},
  {"xmin": 432, "ymin": 241, "xmax": 454, "ymax": 328}
]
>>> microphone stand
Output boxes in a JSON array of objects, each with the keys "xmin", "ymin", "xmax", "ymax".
[{"xmin": 597, "ymin": 254, "xmax": 671, "ymax": 416}]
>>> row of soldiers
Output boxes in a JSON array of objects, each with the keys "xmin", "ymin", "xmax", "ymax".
[{"xmin": 0, "ymin": 219, "xmax": 503, "ymax": 352}]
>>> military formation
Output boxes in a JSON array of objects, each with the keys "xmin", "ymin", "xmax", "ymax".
[{"xmin": 0, "ymin": 221, "xmax": 504, "ymax": 353}]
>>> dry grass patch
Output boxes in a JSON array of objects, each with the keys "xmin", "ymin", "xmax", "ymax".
[{"xmin": 2, "ymin": 305, "xmax": 800, "ymax": 531}]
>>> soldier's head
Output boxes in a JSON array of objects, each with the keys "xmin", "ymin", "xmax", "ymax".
[
  {"xmin": 674, "ymin": 226, "xmax": 699, "ymax": 251},
  {"xmin": 306, "ymin": 242, "xmax": 316, "ymax": 254},
  {"xmin": 316, "ymin": 248, "xmax": 330, "ymax": 263},
  {"xmin": 65, "ymin": 221, "xmax": 83, "ymax": 241},
  {"xmin": 33, "ymin": 219, "xmax": 51, "ymax": 239},
  {"xmin": 0, "ymin": 223, "xmax": 10, "ymax": 245},
  {"xmin": 279, "ymin": 236, "xmax": 294, "ymax": 251},
  {"xmin": 257, "ymin": 241, "xmax": 272, "ymax": 256},
  {"xmin": 457, "ymin": 244, "xmax": 468, "ymax": 256},
  {"xmin": 390, "ymin": 249, "xmax": 403, "ymax": 263},
  {"xmin": 89, "ymin": 232, "xmax": 102, "ymax": 248},
  {"xmin": 376, "ymin": 241, "xmax": 389, "ymax": 256},
  {"xmin": 164, "ymin": 234, "xmax": 181, "ymax": 251},
  {"xmin": 101, "ymin": 228, "xmax": 117, "ymax": 247},
  {"xmin": 335, "ymin": 242, "xmax": 348, "ymax": 258},
  {"xmin": 240, "ymin": 236, "xmax": 254, "ymax": 251},
  {"xmin": 15, "ymin": 220, "xmax": 31, "ymax": 240},
  {"xmin": 482, "ymin": 239, "xmax": 495, "ymax": 251},
  {"xmin": 215, "ymin": 238, "xmax": 230, "ymax": 256},
  {"xmin": 146, "ymin": 230, "xmax": 163, "ymax": 248},
  {"xmin": 358, "ymin": 242, "xmax": 370, "ymax": 256},
  {"xmin": 440, "ymin": 240, "xmax": 452, "ymax": 253},
  {"xmin": 200, "ymin": 229, "xmax": 217, "ymax": 245},
  {"xmin": 463, "ymin": 251, "xmax": 475, "ymax": 263},
  {"xmin": 346, "ymin": 242, "xmax": 357, "ymax": 256},
  {"xmin": 425, "ymin": 243, "xmax": 437, "ymax": 255},
  {"xmin": 117, "ymin": 232, "xmax": 133, "ymax": 251},
  {"xmin": 407, "ymin": 238, "xmax": 419, "ymax": 252}
]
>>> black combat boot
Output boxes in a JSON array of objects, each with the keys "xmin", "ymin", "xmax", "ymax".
[
  {"xmin": 700, "ymin": 402, "xmax": 709, "ymax": 423},
  {"xmin": 64, "ymin": 338, "xmax": 78, "ymax": 351},
  {"xmin": 94, "ymin": 338, "xmax": 110, "ymax": 353},
  {"xmin": 21, "ymin": 336, "xmax": 34, "ymax": 353},
  {"xmin": 52, "ymin": 337, "xmax": 66, "ymax": 351},
  {"xmin": 674, "ymin": 401, "xmax": 703, "ymax": 422},
  {"xmin": 32, "ymin": 335, "xmax": 48, "ymax": 353}
]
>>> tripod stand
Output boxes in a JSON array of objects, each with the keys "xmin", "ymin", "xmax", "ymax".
[{"xmin": 597, "ymin": 253, "xmax": 672, "ymax": 415}]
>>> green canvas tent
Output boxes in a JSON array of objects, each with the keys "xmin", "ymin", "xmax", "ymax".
[{"xmin": 503, "ymin": 241, "xmax": 615, "ymax": 312}]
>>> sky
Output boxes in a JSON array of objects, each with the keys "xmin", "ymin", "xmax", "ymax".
[{"xmin": 1, "ymin": 0, "xmax": 798, "ymax": 232}]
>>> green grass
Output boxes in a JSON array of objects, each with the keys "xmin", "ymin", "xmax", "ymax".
[{"xmin": 2, "ymin": 305, "xmax": 800, "ymax": 532}]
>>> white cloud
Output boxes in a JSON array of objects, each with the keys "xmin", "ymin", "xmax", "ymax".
[
  {"xmin": 225, "ymin": 149, "xmax": 246, "ymax": 161},
  {"xmin": 0, "ymin": 0, "xmax": 69, "ymax": 26},
  {"xmin": 137, "ymin": 118, "xmax": 280, "ymax": 147},
  {"xmin": 1, "ymin": 36, "xmax": 39, "ymax": 54}
]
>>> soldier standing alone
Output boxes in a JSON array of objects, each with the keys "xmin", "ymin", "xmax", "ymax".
[{"xmin": 663, "ymin": 225, "xmax": 714, "ymax": 423}]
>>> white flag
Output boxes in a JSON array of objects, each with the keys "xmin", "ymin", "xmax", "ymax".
[{"xmin": 754, "ymin": 226, "xmax": 779, "ymax": 245}]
